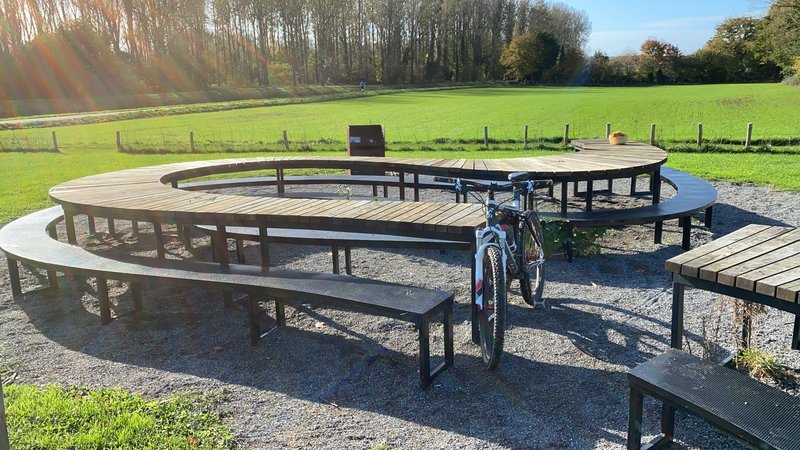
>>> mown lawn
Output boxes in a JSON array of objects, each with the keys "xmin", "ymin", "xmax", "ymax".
[{"xmin": 1, "ymin": 83, "xmax": 800, "ymax": 223}]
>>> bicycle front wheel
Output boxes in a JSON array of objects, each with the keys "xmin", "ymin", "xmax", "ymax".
[
  {"xmin": 519, "ymin": 210, "xmax": 545, "ymax": 306},
  {"xmin": 479, "ymin": 245, "xmax": 506, "ymax": 370}
]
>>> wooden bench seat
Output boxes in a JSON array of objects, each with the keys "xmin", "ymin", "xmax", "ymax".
[
  {"xmin": 628, "ymin": 348, "xmax": 800, "ymax": 450},
  {"xmin": 540, "ymin": 167, "xmax": 717, "ymax": 250},
  {"xmin": 194, "ymin": 224, "xmax": 471, "ymax": 275},
  {"xmin": 1, "ymin": 207, "xmax": 454, "ymax": 389}
]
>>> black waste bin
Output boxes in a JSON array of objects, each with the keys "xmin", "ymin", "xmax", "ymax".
[{"xmin": 347, "ymin": 125, "xmax": 385, "ymax": 175}]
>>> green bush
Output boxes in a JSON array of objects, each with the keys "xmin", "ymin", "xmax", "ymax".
[{"xmin": 541, "ymin": 221, "xmax": 605, "ymax": 258}]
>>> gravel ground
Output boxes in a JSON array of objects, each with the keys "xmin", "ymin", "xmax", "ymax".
[{"xmin": 1, "ymin": 178, "xmax": 799, "ymax": 449}]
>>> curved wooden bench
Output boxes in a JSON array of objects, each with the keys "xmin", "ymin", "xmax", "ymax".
[
  {"xmin": 539, "ymin": 167, "xmax": 717, "ymax": 251},
  {"xmin": 0, "ymin": 206, "xmax": 454, "ymax": 389},
  {"xmin": 194, "ymin": 224, "xmax": 471, "ymax": 275}
]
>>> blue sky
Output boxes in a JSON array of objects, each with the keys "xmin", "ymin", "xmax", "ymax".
[{"xmin": 565, "ymin": 0, "xmax": 769, "ymax": 55}]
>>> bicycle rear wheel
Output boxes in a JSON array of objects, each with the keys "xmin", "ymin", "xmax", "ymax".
[
  {"xmin": 519, "ymin": 210, "xmax": 545, "ymax": 306},
  {"xmin": 479, "ymin": 245, "xmax": 506, "ymax": 370}
]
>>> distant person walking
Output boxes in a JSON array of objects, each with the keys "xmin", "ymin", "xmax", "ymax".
[{"xmin": 359, "ymin": 79, "xmax": 366, "ymax": 91}]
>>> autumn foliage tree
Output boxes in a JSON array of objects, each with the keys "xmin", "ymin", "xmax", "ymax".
[{"xmin": 500, "ymin": 32, "xmax": 559, "ymax": 83}]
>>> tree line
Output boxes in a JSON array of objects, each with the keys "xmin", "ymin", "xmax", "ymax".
[
  {"xmin": 586, "ymin": 1, "xmax": 800, "ymax": 85},
  {"xmin": 1, "ymin": 0, "xmax": 798, "ymax": 103},
  {"xmin": 0, "ymin": 0, "xmax": 588, "ymax": 99}
]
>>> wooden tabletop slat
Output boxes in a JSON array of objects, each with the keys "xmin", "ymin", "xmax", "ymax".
[
  {"xmin": 776, "ymin": 279, "xmax": 800, "ymax": 303},
  {"xmin": 679, "ymin": 227, "xmax": 792, "ymax": 278},
  {"xmin": 701, "ymin": 230, "xmax": 800, "ymax": 283},
  {"xmin": 736, "ymin": 252, "xmax": 800, "ymax": 293},
  {"xmin": 753, "ymin": 265, "xmax": 800, "ymax": 298},
  {"xmin": 665, "ymin": 225, "xmax": 771, "ymax": 273}
]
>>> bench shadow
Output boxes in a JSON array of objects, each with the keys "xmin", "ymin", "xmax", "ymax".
[{"xmin": 8, "ymin": 273, "xmax": 698, "ymax": 450}]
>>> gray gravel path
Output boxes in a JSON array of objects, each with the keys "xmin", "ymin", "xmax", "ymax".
[{"xmin": 1, "ymin": 179, "xmax": 798, "ymax": 449}]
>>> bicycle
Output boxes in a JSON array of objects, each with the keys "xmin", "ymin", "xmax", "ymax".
[{"xmin": 436, "ymin": 173, "xmax": 546, "ymax": 370}]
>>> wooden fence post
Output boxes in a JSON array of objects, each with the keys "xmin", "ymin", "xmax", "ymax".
[
  {"xmin": 484, "ymin": 125, "xmax": 489, "ymax": 148},
  {"xmin": 563, "ymin": 123, "xmax": 570, "ymax": 144},
  {"xmin": 606, "ymin": 123, "xmax": 611, "ymax": 137},
  {"xmin": 524, "ymin": 124, "xmax": 528, "ymax": 148},
  {"xmin": 190, "ymin": 131, "xmax": 195, "ymax": 152},
  {"xmin": 649, "ymin": 123, "xmax": 656, "ymax": 146},
  {"xmin": 116, "ymin": 131, "xmax": 121, "ymax": 151},
  {"xmin": 697, "ymin": 123, "xmax": 703, "ymax": 147},
  {"xmin": 745, "ymin": 122, "xmax": 753, "ymax": 148},
  {"xmin": 51, "ymin": 131, "xmax": 58, "ymax": 152},
  {"xmin": 283, "ymin": 130, "xmax": 289, "ymax": 151}
]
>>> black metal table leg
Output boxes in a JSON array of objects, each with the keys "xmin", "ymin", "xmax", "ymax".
[
  {"xmin": 153, "ymin": 222, "xmax": 166, "ymax": 259},
  {"xmin": 793, "ymin": 315, "xmax": 800, "ymax": 350},
  {"xmin": 671, "ymin": 282, "xmax": 685, "ymax": 349},
  {"xmin": 345, "ymin": 247, "xmax": 352, "ymax": 275},
  {"xmin": 259, "ymin": 226, "xmax": 270, "ymax": 268},
  {"xmin": 332, "ymin": 246, "xmax": 340, "ymax": 274},
  {"xmin": 87, "ymin": 215, "xmax": 96, "ymax": 235}
]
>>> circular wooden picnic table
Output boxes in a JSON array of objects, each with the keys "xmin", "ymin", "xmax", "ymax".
[{"xmin": 48, "ymin": 140, "xmax": 666, "ymax": 244}]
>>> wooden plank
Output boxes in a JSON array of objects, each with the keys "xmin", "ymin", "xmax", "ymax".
[
  {"xmin": 753, "ymin": 266, "xmax": 800, "ymax": 298},
  {"xmin": 776, "ymin": 279, "xmax": 800, "ymax": 303},
  {"xmin": 664, "ymin": 225, "xmax": 773, "ymax": 274},
  {"xmin": 679, "ymin": 227, "xmax": 792, "ymax": 278},
  {"xmin": 716, "ymin": 237, "xmax": 800, "ymax": 287},
  {"xmin": 734, "ymin": 252, "xmax": 800, "ymax": 292},
  {"xmin": 701, "ymin": 230, "xmax": 800, "ymax": 283}
]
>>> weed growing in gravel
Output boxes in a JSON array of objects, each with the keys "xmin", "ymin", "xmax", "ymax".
[{"xmin": 735, "ymin": 348, "xmax": 786, "ymax": 381}]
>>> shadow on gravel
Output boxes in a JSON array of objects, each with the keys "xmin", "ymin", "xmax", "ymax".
[{"xmin": 10, "ymin": 274, "xmax": 678, "ymax": 449}]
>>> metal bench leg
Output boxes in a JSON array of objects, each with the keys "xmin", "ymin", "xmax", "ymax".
[
  {"xmin": 627, "ymin": 387, "xmax": 644, "ymax": 450},
  {"xmin": 87, "ymin": 215, "xmax": 96, "ymax": 235},
  {"xmin": 560, "ymin": 181, "xmax": 568, "ymax": 215},
  {"xmin": 46, "ymin": 225, "xmax": 59, "ymax": 291},
  {"xmin": 548, "ymin": 182, "xmax": 554, "ymax": 198},
  {"xmin": 414, "ymin": 173, "xmax": 420, "ymax": 202},
  {"xmin": 418, "ymin": 316, "xmax": 432, "ymax": 389},
  {"xmin": 131, "ymin": 220, "xmax": 139, "ymax": 236},
  {"xmin": 259, "ymin": 226, "xmax": 270, "ymax": 268},
  {"xmin": 235, "ymin": 237, "xmax": 246, "ymax": 264},
  {"xmin": 399, "ymin": 171, "xmax": 405, "ymax": 200},
  {"xmin": 131, "ymin": 282, "xmax": 143, "ymax": 311},
  {"xmin": 654, "ymin": 221, "xmax": 664, "ymax": 244},
  {"xmin": 345, "ymin": 247, "xmax": 352, "ymax": 275},
  {"xmin": 97, "ymin": 278, "xmax": 112, "ymax": 325},
  {"xmin": 443, "ymin": 306, "xmax": 454, "ymax": 368},
  {"xmin": 630, "ymin": 176, "xmax": 637, "ymax": 195},
  {"xmin": 383, "ymin": 185, "xmax": 388, "ymax": 198},
  {"xmin": 372, "ymin": 185, "xmax": 378, "ymax": 197},
  {"xmin": 249, "ymin": 295, "xmax": 261, "ymax": 345},
  {"xmin": 275, "ymin": 299, "xmax": 286, "ymax": 326},
  {"xmin": 223, "ymin": 291, "xmax": 234, "ymax": 309},
  {"xmin": 586, "ymin": 180, "xmax": 593, "ymax": 212},
  {"xmin": 704, "ymin": 206, "xmax": 713, "ymax": 228},
  {"xmin": 331, "ymin": 246, "xmax": 340, "ymax": 274},
  {"xmin": 573, "ymin": 180, "xmax": 579, "ymax": 197},
  {"xmin": 179, "ymin": 225, "xmax": 192, "ymax": 249},
  {"xmin": 681, "ymin": 217, "xmax": 691, "ymax": 250},
  {"xmin": 792, "ymin": 315, "xmax": 800, "ymax": 350},
  {"xmin": 7, "ymin": 257, "xmax": 22, "ymax": 297},
  {"xmin": 153, "ymin": 222, "xmax": 165, "ymax": 259},
  {"xmin": 607, "ymin": 178, "xmax": 613, "ymax": 193},
  {"xmin": 108, "ymin": 217, "xmax": 116, "ymax": 236},
  {"xmin": 659, "ymin": 403, "xmax": 676, "ymax": 445}
]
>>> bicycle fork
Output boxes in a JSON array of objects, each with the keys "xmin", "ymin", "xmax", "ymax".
[{"xmin": 473, "ymin": 227, "xmax": 507, "ymax": 311}]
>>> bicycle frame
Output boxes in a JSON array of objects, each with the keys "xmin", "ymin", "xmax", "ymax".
[{"xmin": 472, "ymin": 182, "xmax": 531, "ymax": 310}]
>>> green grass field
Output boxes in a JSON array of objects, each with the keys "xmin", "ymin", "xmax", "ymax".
[{"xmin": 1, "ymin": 83, "xmax": 799, "ymax": 222}]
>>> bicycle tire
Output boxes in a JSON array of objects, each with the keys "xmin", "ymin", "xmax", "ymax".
[
  {"xmin": 519, "ymin": 210, "xmax": 545, "ymax": 306},
  {"xmin": 479, "ymin": 245, "xmax": 506, "ymax": 370}
]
